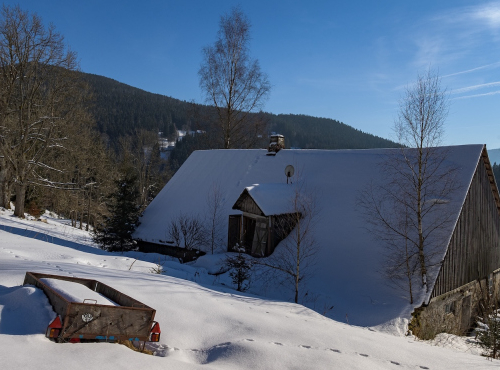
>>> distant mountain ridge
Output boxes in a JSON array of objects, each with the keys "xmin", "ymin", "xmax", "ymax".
[
  {"xmin": 80, "ymin": 71, "xmax": 398, "ymax": 152},
  {"xmin": 487, "ymin": 148, "xmax": 500, "ymax": 165}
]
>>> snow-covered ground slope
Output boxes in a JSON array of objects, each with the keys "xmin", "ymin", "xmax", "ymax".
[
  {"xmin": 0, "ymin": 209, "xmax": 497, "ymax": 369},
  {"xmin": 134, "ymin": 145, "xmax": 484, "ymax": 326}
]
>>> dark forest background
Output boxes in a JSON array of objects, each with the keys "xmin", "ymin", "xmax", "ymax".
[{"xmin": 81, "ymin": 72, "xmax": 399, "ymax": 171}]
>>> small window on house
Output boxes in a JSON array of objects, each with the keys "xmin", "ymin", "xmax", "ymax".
[{"xmin": 445, "ymin": 301, "xmax": 456, "ymax": 315}]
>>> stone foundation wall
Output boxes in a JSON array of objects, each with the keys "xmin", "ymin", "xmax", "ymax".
[{"xmin": 411, "ymin": 268, "xmax": 500, "ymax": 340}]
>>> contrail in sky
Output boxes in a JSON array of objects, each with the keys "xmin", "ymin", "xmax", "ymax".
[
  {"xmin": 452, "ymin": 90, "xmax": 500, "ymax": 100},
  {"xmin": 443, "ymin": 61, "xmax": 500, "ymax": 78},
  {"xmin": 452, "ymin": 81, "xmax": 500, "ymax": 94}
]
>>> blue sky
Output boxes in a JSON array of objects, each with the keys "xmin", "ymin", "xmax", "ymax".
[{"xmin": 6, "ymin": 1, "xmax": 500, "ymax": 148}]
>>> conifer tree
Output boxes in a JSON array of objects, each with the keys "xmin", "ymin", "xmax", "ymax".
[
  {"xmin": 477, "ymin": 306, "xmax": 500, "ymax": 359},
  {"xmin": 93, "ymin": 166, "xmax": 140, "ymax": 252},
  {"xmin": 225, "ymin": 244, "xmax": 254, "ymax": 292}
]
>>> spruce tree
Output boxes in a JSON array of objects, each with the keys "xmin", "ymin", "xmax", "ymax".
[
  {"xmin": 225, "ymin": 245, "xmax": 254, "ymax": 292},
  {"xmin": 93, "ymin": 166, "xmax": 140, "ymax": 252},
  {"xmin": 477, "ymin": 308, "xmax": 500, "ymax": 359}
]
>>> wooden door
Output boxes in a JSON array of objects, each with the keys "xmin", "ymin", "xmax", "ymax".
[{"xmin": 228, "ymin": 215, "xmax": 242, "ymax": 252}]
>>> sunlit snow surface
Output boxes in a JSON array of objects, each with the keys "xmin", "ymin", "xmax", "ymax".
[{"xmin": 0, "ymin": 207, "xmax": 496, "ymax": 369}]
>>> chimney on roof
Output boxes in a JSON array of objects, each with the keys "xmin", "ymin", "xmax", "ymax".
[{"xmin": 268, "ymin": 134, "xmax": 285, "ymax": 153}]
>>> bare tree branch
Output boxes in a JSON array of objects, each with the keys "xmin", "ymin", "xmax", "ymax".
[{"xmin": 256, "ymin": 184, "xmax": 318, "ymax": 303}]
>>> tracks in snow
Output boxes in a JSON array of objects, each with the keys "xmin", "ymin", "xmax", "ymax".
[{"xmin": 145, "ymin": 336, "xmax": 433, "ymax": 369}]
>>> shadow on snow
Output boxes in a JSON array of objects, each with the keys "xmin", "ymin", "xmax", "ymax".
[{"xmin": 0, "ymin": 223, "xmax": 108, "ymax": 256}]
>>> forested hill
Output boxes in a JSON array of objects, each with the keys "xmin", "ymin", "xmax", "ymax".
[
  {"xmin": 80, "ymin": 71, "xmax": 398, "ymax": 150},
  {"xmin": 80, "ymin": 72, "xmax": 186, "ymax": 140},
  {"xmin": 268, "ymin": 114, "xmax": 397, "ymax": 149}
]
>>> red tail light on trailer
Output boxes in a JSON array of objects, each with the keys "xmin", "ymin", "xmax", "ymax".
[
  {"xmin": 149, "ymin": 322, "xmax": 161, "ymax": 342},
  {"xmin": 46, "ymin": 316, "xmax": 62, "ymax": 339}
]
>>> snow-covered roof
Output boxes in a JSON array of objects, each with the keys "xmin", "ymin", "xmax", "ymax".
[
  {"xmin": 234, "ymin": 183, "xmax": 302, "ymax": 216},
  {"xmin": 134, "ymin": 145, "xmax": 485, "ymax": 326}
]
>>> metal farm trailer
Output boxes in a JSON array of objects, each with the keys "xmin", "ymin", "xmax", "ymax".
[{"xmin": 24, "ymin": 272, "xmax": 161, "ymax": 343}]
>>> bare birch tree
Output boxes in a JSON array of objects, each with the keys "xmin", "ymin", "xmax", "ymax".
[
  {"xmin": 394, "ymin": 69, "xmax": 456, "ymax": 292},
  {"xmin": 360, "ymin": 182, "xmax": 420, "ymax": 303},
  {"xmin": 258, "ymin": 185, "xmax": 318, "ymax": 303},
  {"xmin": 199, "ymin": 7, "xmax": 270, "ymax": 149},
  {"xmin": 359, "ymin": 69, "xmax": 458, "ymax": 301},
  {"xmin": 206, "ymin": 182, "xmax": 226, "ymax": 254}
]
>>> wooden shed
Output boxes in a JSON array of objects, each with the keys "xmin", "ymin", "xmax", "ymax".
[{"xmin": 228, "ymin": 184, "xmax": 300, "ymax": 257}]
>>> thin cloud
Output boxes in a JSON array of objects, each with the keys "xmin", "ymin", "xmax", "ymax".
[
  {"xmin": 413, "ymin": 37, "xmax": 445, "ymax": 68},
  {"xmin": 470, "ymin": 2, "xmax": 500, "ymax": 29},
  {"xmin": 433, "ymin": 2, "xmax": 500, "ymax": 30},
  {"xmin": 411, "ymin": 2, "xmax": 500, "ymax": 68}
]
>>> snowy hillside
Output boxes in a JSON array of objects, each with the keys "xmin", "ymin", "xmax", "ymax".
[{"xmin": 0, "ymin": 208, "xmax": 497, "ymax": 369}]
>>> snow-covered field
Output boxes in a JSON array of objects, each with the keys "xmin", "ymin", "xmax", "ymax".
[{"xmin": 0, "ymin": 208, "xmax": 497, "ymax": 369}]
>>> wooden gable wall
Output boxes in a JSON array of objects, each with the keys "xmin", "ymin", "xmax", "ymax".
[
  {"xmin": 431, "ymin": 148, "xmax": 500, "ymax": 298},
  {"xmin": 232, "ymin": 190, "xmax": 265, "ymax": 216}
]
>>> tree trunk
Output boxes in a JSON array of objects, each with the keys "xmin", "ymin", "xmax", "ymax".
[
  {"xmin": 417, "ymin": 151, "xmax": 428, "ymax": 291},
  {"xmin": 0, "ymin": 159, "xmax": 5, "ymax": 208},
  {"xmin": 0, "ymin": 158, "xmax": 11, "ymax": 209},
  {"xmin": 1, "ymin": 180, "xmax": 11, "ymax": 209},
  {"xmin": 295, "ymin": 213, "xmax": 301, "ymax": 304},
  {"xmin": 0, "ymin": 175, "xmax": 11, "ymax": 209},
  {"xmin": 86, "ymin": 186, "xmax": 92, "ymax": 232},
  {"xmin": 14, "ymin": 182, "xmax": 26, "ymax": 217},
  {"xmin": 405, "ymin": 235, "xmax": 414, "ymax": 304}
]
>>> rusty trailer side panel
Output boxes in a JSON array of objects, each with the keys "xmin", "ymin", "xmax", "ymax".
[{"xmin": 24, "ymin": 272, "xmax": 157, "ymax": 342}]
